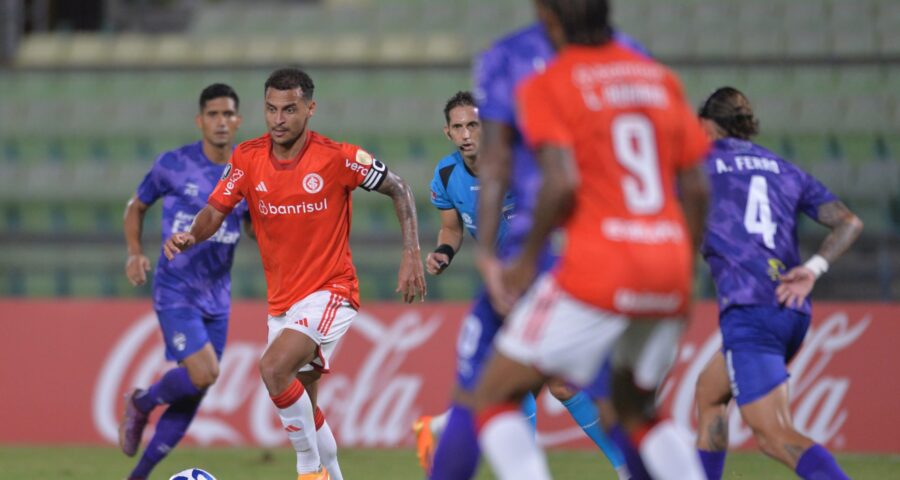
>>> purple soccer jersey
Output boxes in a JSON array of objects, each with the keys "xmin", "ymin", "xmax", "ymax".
[
  {"xmin": 473, "ymin": 23, "xmax": 649, "ymax": 259},
  {"xmin": 701, "ymin": 138, "xmax": 837, "ymax": 314},
  {"xmin": 136, "ymin": 141, "xmax": 247, "ymax": 316}
]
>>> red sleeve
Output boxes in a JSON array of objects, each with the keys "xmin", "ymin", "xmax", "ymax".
[
  {"xmin": 208, "ymin": 148, "xmax": 248, "ymax": 214},
  {"xmin": 516, "ymin": 73, "xmax": 573, "ymax": 150},
  {"xmin": 669, "ymin": 73, "xmax": 710, "ymax": 169},
  {"xmin": 340, "ymin": 143, "xmax": 388, "ymax": 191}
]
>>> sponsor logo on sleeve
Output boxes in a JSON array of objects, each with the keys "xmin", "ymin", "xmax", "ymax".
[
  {"xmin": 356, "ymin": 149, "xmax": 373, "ymax": 166},
  {"xmin": 224, "ymin": 168, "xmax": 244, "ymax": 196},
  {"xmin": 220, "ymin": 163, "xmax": 232, "ymax": 180}
]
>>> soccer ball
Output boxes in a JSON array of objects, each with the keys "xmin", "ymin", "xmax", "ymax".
[{"xmin": 169, "ymin": 468, "xmax": 216, "ymax": 480}]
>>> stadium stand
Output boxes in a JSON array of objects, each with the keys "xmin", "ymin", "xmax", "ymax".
[{"xmin": 1, "ymin": 0, "xmax": 897, "ymax": 300}]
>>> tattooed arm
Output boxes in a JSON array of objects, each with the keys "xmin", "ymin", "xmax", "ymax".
[
  {"xmin": 376, "ymin": 170, "xmax": 427, "ymax": 303},
  {"xmin": 776, "ymin": 200, "xmax": 863, "ymax": 308}
]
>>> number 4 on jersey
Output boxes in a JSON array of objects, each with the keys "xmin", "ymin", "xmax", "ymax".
[{"xmin": 744, "ymin": 175, "xmax": 777, "ymax": 249}]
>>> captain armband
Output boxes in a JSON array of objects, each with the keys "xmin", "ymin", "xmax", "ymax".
[{"xmin": 360, "ymin": 159, "xmax": 388, "ymax": 191}]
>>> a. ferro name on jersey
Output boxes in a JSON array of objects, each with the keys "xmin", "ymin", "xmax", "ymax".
[{"xmin": 715, "ymin": 156, "xmax": 780, "ymax": 175}]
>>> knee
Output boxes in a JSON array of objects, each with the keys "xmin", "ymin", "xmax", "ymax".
[
  {"xmin": 548, "ymin": 382, "xmax": 575, "ymax": 402},
  {"xmin": 186, "ymin": 361, "xmax": 219, "ymax": 391},
  {"xmin": 258, "ymin": 353, "xmax": 290, "ymax": 388},
  {"xmin": 751, "ymin": 425, "xmax": 788, "ymax": 458},
  {"xmin": 192, "ymin": 366, "xmax": 219, "ymax": 390}
]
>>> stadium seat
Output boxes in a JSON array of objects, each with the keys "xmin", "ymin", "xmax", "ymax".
[{"xmin": 645, "ymin": 3, "xmax": 694, "ymax": 58}]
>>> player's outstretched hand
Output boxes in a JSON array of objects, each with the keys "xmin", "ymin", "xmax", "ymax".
[
  {"xmin": 125, "ymin": 253, "xmax": 151, "ymax": 286},
  {"xmin": 163, "ymin": 232, "xmax": 196, "ymax": 260},
  {"xmin": 776, "ymin": 266, "xmax": 816, "ymax": 309},
  {"xmin": 398, "ymin": 248, "xmax": 427, "ymax": 303},
  {"xmin": 476, "ymin": 251, "xmax": 516, "ymax": 316},
  {"xmin": 425, "ymin": 252, "xmax": 451, "ymax": 275}
]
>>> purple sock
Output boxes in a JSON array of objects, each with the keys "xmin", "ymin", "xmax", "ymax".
[
  {"xmin": 129, "ymin": 396, "xmax": 202, "ymax": 479},
  {"xmin": 430, "ymin": 404, "xmax": 480, "ymax": 480},
  {"xmin": 134, "ymin": 367, "xmax": 202, "ymax": 414},
  {"xmin": 795, "ymin": 444, "xmax": 850, "ymax": 480},
  {"xmin": 698, "ymin": 449, "xmax": 726, "ymax": 480},
  {"xmin": 609, "ymin": 424, "xmax": 652, "ymax": 480}
]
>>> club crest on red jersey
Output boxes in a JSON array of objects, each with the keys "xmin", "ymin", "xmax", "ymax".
[{"xmin": 302, "ymin": 173, "xmax": 324, "ymax": 194}]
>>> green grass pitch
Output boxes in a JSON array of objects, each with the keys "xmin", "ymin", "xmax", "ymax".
[{"xmin": 0, "ymin": 446, "xmax": 896, "ymax": 479}]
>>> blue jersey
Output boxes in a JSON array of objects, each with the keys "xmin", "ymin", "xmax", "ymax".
[
  {"xmin": 473, "ymin": 23, "xmax": 649, "ymax": 259},
  {"xmin": 701, "ymin": 138, "xmax": 837, "ymax": 314},
  {"xmin": 136, "ymin": 141, "xmax": 248, "ymax": 316},
  {"xmin": 429, "ymin": 151, "xmax": 515, "ymax": 247}
]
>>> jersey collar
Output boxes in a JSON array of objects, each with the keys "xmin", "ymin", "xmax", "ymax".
[
  {"xmin": 456, "ymin": 151, "xmax": 477, "ymax": 178},
  {"xmin": 268, "ymin": 131, "xmax": 313, "ymax": 171}
]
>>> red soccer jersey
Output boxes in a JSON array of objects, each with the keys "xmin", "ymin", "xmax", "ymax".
[
  {"xmin": 208, "ymin": 131, "xmax": 388, "ymax": 315},
  {"xmin": 517, "ymin": 43, "xmax": 709, "ymax": 317}
]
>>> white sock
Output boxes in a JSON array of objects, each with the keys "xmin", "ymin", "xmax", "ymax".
[
  {"xmin": 480, "ymin": 410, "xmax": 551, "ymax": 480},
  {"xmin": 430, "ymin": 409, "xmax": 451, "ymax": 437},
  {"xmin": 275, "ymin": 386, "xmax": 321, "ymax": 474},
  {"xmin": 639, "ymin": 420, "xmax": 705, "ymax": 480},
  {"xmin": 317, "ymin": 419, "xmax": 343, "ymax": 480},
  {"xmin": 615, "ymin": 464, "xmax": 631, "ymax": 480}
]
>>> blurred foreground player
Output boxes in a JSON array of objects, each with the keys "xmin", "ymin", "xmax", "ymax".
[
  {"xmin": 120, "ymin": 83, "xmax": 250, "ymax": 480},
  {"xmin": 693, "ymin": 87, "xmax": 863, "ymax": 480},
  {"xmin": 474, "ymin": 1, "xmax": 711, "ymax": 478},
  {"xmin": 414, "ymin": 91, "xmax": 538, "ymax": 477},
  {"xmin": 421, "ymin": 92, "xmax": 628, "ymax": 479},
  {"xmin": 164, "ymin": 68, "xmax": 426, "ymax": 480}
]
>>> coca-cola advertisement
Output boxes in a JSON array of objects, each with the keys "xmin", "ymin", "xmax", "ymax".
[{"xmin": 0, "ymin": 300, "xmax": 897, "ymax": 452}]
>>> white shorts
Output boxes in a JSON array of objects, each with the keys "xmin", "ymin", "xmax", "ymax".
[
  {"xmin": 497, "ymin": 274, "xmax": 629, "ymax": 387},
  {"xmin": 498, "ymin": 274, "xmax": 685, "ymax": 390},
  {"xmin": 267, "ymin": 290, "xmax": 357, "ymax": 373}
]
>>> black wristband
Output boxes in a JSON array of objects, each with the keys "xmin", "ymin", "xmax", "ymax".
[{"xmin": 433, "ymin": 244, "xmax": 456, "ymax": 264}]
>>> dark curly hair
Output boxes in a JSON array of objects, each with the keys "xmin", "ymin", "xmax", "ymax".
[{"xmin": 698, "ymin": 86, "xmax": 760, "ymax": 140}]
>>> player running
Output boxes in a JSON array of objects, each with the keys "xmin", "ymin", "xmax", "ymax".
[
  {"xmin": 164, "ymin": 68, "xmax": 426, "ymax": 480},
  {"xmin": 414, "ymin": 91, "xmax": 526, "ymax": 477},
  {"xmin": 119, "ymin": 83, "xmax": 250, "ymax": 480},
  {"xmin": 474, "ymin": 1, "xmax": 711, "ymax": 479},
  {"xmin": 419, "ymin": 91, "xmax": 628, "ymax": 479},
  {"xmin": 468, "ymin": 3, "xmax": 650, "ymax": 480},
  {"xmin": 413, "ymin": 92, "xmax": 516, "ymax": 472},
  {"xmin": 693, "ymin": 87, "xmax": 863, "ymax": 480}
]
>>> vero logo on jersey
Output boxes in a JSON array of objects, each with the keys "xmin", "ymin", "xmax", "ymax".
[
  {"xmin": 223, "ymin": 168, "xmax": 244, "ymax": 196},
  {"xmin": 344, "ymin": 159, "xmax": 369, "ymax": 177}
]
